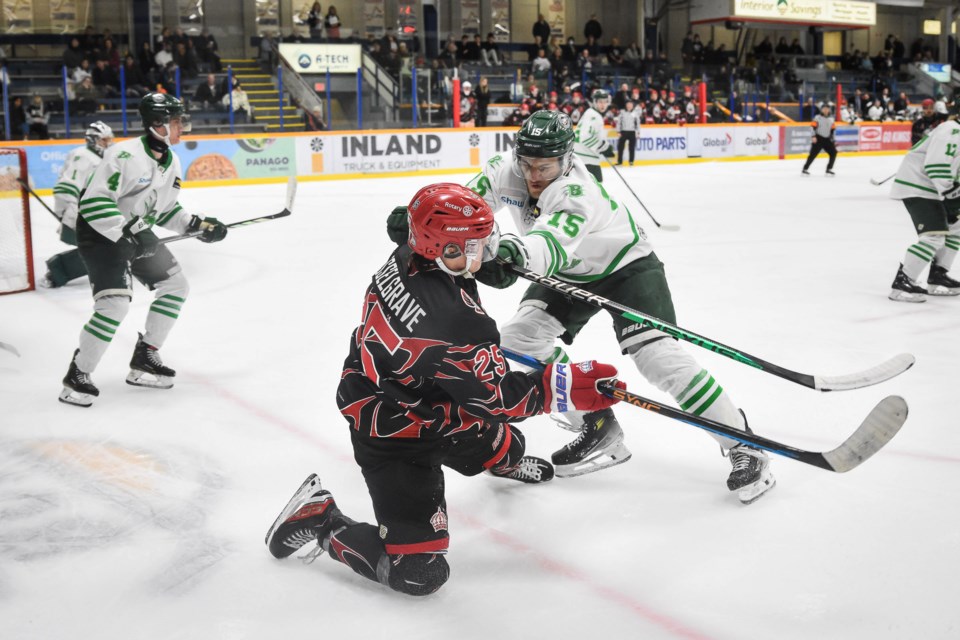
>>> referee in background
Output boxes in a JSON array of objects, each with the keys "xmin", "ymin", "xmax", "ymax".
[
  {"xmin": 802, "ymin": 103, "xmax": 837, "ymax": 176},
  {"xmin": 616, "ymin": 101, "xmax": 641, "ymax": 166}
]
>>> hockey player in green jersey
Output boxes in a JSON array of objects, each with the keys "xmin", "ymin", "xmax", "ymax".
[
  {"xmin": 574, "ymin": 89, "xmax": 615, "ymax": 183},
  {"xmin": 59, "ymin": 93, "xmax": 228, "ymax": 407},
  {"xmin": 42, "ymin": 121, "xmax": 114, "ymax": 288},
  {"xmin": 888, "ymin": 107, "xmax": 960, "ymax": 302},
  {"xmin": 468, "ymin": 110, "xmax": 774, "ymax": 503}
]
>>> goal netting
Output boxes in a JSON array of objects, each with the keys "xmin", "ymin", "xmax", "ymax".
[{"xmin": 0, "ymin": 148, "xmax": 34, "ymax": 294}]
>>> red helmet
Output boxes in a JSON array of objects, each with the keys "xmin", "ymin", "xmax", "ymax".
[{"xmin": 407, "ymin": 183, "xmax": 495, "ymax": 261}]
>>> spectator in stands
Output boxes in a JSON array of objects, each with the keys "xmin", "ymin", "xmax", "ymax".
[
  {"xmin": 584, "ymin": 14, "xmax": 602, "ymax": 42},
  {"xmin": 550, "ymin": 47, "xmax": 568, "ymax": 83},
  {"xmin": 459, "ymin": 80, "xmax": 476, "ymax": 127},
  {"xmin": 25, "ymin": 95, "xmax": 49, "ymax": 139},
  {"xmin": 175, "ymin": 41, "xmax": 199, "ymax": 78},
  {"xmin": 577, "ymin": 48, "xmax": 593, "ymax": 73},
  {"xmin": 562, "ymin": 36, "xmax": 577, "ymax": 63},
  {"xmin": 481, "ymin": 33, "xmax": 502, "ymax": 66},
  {"xmin": 196, "ymin": 28, "xmax": 222, "ymax": 72},
  {"xmin": 775, "ymin": 37, "xmax": 789, "ymax": 55},
  {"xmin": 624, "ymin": 42, "xmax": 642, "ymax": 70},
  {"xmin": 503, "ymin": 101, "xmax": 531, "ymax": 127},
  {"xmin": 8, "ymin": 96, "xmax": 26, "ymax": 139},
  {"xmin": 475, "ymin": 76, "xmax": 490, "ymax": 127},
  {"xmin": 308, "ymin": 2, "xmax": 323, "ymax": 38},
  {"xmin": 139, "ymin": 42, "xmax": 156, "ymax": 79},
  {"xmin": 848, "ymin": 88, "xmax": 865, "ymax": 117},
  {"xmin": 528, "ymin": 35, "xmax": 543, "ymax": 62},
  {"xmin": 155, "ymin": 26, "xmax": 171, "ymax": 51},
  {"xmin": 754, "ymin": 36, "xmax": 773, "ymax": 59},
  {"xmin": 75, "ymin": 76, "xmax": 101, "ymax": 114},
  {"xmin": 160, "ymin": 61, "xmax": 180, "ymax": 94},
  {"xmin": 304, "ymin": 105, "xmax": 324, "ymax": 130},
  {"xmin": 63, "ymin": 38, "xmax": 85, "ymax": 71},
  {"xmin": 325, "ymin": 6, "xmax": 342, "ymax": 40},
  {"xmin": 526, "ymin": 83, "xmax": 544, "ymax": 111},
  {"xmin": 691, "ymin": 34, "xmax": 704, "ymax": 77},
  {"xmin": 80, "ymin": 26, "xmax": 99, "ymax": 56},
  {"xmin": 681, "ymin": 32, "xmax": 694, "ymax": 74},
  {"xmin": 531, "ymin": 48, "xmax": 550, "ymax": 76},
  {"xmin": 170, "ymin": 28, "xmax": 188, "ymax": 49},
  {"xmin": 867, "ymin": 99, "xmax": 884, "ymax": 121},
  {"xmin": 613, "ymin": 82, "xmax": 630, "ymax": 110},
  {"xmin": 155, "ymin": 41, "xmax": 174, "ymax": 69},
  {"xmin": 260, "ymin": 32, "xmax": 277, "ymax": 68},
  {"xmin": 607, "ymin": 37, "xmax": 624, "ymax": 66},
  {"xmin": 92, "ymin": 59, "xmax": 120, "ymax": 97},
  {"xmin": 123, "ymin": 55, "xmax": 149, "ymax": 97},
  {"xmin": 223, "ymin": 77, "xmax": 252, "ymax": 123},
  {"xmin": 464, "ymin": 34, "xmax": 481, "ymax": 63},
  {"xmin": 194, "ymin": 73, "xmax": 223, "ymax": 109},
  {"xmin": 439, "ymin": 39, "xmax": 459, "ymax": 69},
  {"xmin": 72, "ymin": 59, "xmax": 93, "ymax": 84},
  {"xmin": 398, "ymin": 42, "xmax": 412, "ymax": 75},
  {"xmin": 100, "ymin": 38, "xmax": 120, "ymax": 72},
  {"xmin": 892, "ymin": 35, "xmax": 905, "ymax": 68},
  {"xmin": 533, "ymin": 14, "xmax": 551, "ymax": 46}
]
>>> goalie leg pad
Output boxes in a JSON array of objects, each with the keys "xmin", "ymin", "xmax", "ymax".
[
  {"xmin": 385, "ymin": 553, "xmax": 450, "ymax": 596},
  {"xmin": 45, "ymin": 248, "xmax": 87, "ymax": 287}
]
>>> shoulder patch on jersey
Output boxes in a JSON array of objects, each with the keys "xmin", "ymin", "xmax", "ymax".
[
  {"xmin": 117, "ymin": 151, "xmax": 132, "ymax": 159},
  {"xmin": 173, "ymin": 177, "xmax": 181, "ymax": 189}
]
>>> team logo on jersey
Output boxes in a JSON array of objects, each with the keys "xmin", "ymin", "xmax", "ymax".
[
  {"xmin": 117, "ymin": 151, "xmax": 132, "ymax": 159},
  {"xmin": 430, "ymin": 506, "xmax": 448, "ymax": 532},
  {"xmin": 379, "ymin": 524, "xmax": 388, "ymax": 539}
]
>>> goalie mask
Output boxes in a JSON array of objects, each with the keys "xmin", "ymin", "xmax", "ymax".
[
  {"xmin": 407, "ymin": 183, "xmax": 499, "ymax": 277},
  {"xmin": 84, "ymin": 121, "xmax": 114, "ymax": 156}
]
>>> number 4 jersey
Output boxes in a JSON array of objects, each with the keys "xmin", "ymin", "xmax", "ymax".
[
  {"xmin": 466, "ymin": 154, "xmax": 652, "ymax": 283},
  {"xmin": 336, "ymin": 245, "xmax": 546, "ymax": 440}
]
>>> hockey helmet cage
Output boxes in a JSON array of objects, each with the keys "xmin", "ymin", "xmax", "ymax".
[
  {"xmin": 85, "ymin": 121, "xmax": 114, "ymax": 155},
  {"xmin": 407, "ymin": 183, "xmax": 496, "ymax": 262}
]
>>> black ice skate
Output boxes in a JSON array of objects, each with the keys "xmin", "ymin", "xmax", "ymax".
[
  {"xmin": 889, "ymin": 264, "xmax": 927, "ymax": 303},
  {"xmin": 126, "ymin": 333, "xmax": 175, "ymax": 389},
  {"xmin": 58, "ymin": 349, "xmax": 99, "ymax": 407},
  {"xmin": 265, "ymin": 474, "xmax": 353, "ymax": 560},
  {"xmin": 551, "ymin": 408, "xmax": 632, "ymax": 478},
  {"xmin": 726, "ymin": 443, "xmax": 776, "ymax": 505},
  {"xmin": 826, "ymin": 169, "xmax": 836, "ymax": 176},
  {"xmin": 801, "ymin": 168, "xmax": 810, "ymax": 176},
  {"xmin": 927, "ymin": 264, "xmax": 960, "ymax": 296},
  {"xmin": 490, "ymin": 456, "xmax": 555, "ymax": 484}
]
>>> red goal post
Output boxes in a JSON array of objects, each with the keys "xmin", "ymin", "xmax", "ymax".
[{"xmin": 0, "ymin": 147, "xmax": 34, "ymax": 294}]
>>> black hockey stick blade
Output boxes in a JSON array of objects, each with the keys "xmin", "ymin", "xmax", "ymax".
[
  {"xmin": 0, "ymin": 341, "xmax": 21, "ymax": 357},
  {"xmin": 16, "ymin": 177, "xmax": 62, "ymax": 222},
  {"xmin": 870, "ymin": 173, "xmax": 895, "ymax": 186},
  {"xmin": 160, "ymin": 177, "xmax": 297, "ymax": 245},
  {"xmin": 609, "ymin": 163, "xmax": 680, "ymax": 231},
  {"xmin": 506, "ymin": 264, "xmax": 916, "ymax": 391}
]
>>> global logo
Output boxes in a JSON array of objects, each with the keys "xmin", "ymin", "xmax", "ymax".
[
  {"xmin": 744, "ymin": 133, "xmax": 774, "ymax": 146},
  {"xmin": 703, "ymin": 133, "xmax": 733, "ymax": 147},
  {"xmin": 298, "ymin": 53, "xmax": 311, "ymax": 69}
]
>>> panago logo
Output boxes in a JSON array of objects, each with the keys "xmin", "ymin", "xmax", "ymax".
[{"xmin": 554, "ymin": 363, "xmax": 569, "ymax": 412}]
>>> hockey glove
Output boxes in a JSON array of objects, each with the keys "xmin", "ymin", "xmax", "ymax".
[
  {"xmin": 542, "ymin": 361, "xmax": 624, "ymax": 413},
  {"xmin": 475, "ymin": 235, "xmax": 526, "ymax": 289},
  {"xmin": 120, "ymin": 216, "xmax": 159, "ymax": 261},
  {"xmin": 188, "ymin": 215, "xmax": 228, "ymax": 243},
  {"xmin": 601, "ymin": 145, "xmax": 616, "ymax": 158},
  {"xmin": 387, "ymin": 206, "xmax": 409, "ymax": 245},
  {"xmin": 943, "ymin": 182, "xmax": 960, "ymax": 200}
]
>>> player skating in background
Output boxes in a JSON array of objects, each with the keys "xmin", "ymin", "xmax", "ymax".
[
  {"xmin": 802, "ymin": 103, "xmax": 837, "ymax": 176},
  {"xmin": 574, "ymin": 89, "xmax": 615, "ymax": 183},
  {"xmin": 888, "ymin": 104, "xmax": 960, "ymax": 302},
  {"xmin": 266, "ymin": 183, "xmax": 622, "ymax": 596},
  {"xmin": 59, "ymin": 93, "xmax": 228, "ymax": 407},
  {"xmin": 911, "ymin": 98, "xmax": 946, "ymax": 145},
  {"xmin": 41, "ymin": 122, "xmax": 114, "ymax": 288}
]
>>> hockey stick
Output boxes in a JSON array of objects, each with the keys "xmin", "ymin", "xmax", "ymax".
[
  {"xmin": 502, "ymin": 348, "xmax": 908, "ymax": 473},
  {"xmin": 505, "ymin": 264, "xmax": 915, "ymax": 391},
  {"xmin": 16, "ymin": 177, "xmax": 62, "ymax": 222},
  {"xmin": 160, "ymin": 176, "xmax": 298, "ymax": 245},
  {"xmin": 870, "ymin": 173, "xmax": 896, "ymax": 186},
  {"xmin": 0, "ymin": 341, "xmax": 20, "ymax": 357},
  {"xmin": 608, "ymin": 164, "xmax": 681, "ymax": 232}
]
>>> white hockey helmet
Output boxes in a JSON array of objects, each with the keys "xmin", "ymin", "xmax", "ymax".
[{"xmin": 85, "ymin": 121, "xmax": 114, "ymax": 155}]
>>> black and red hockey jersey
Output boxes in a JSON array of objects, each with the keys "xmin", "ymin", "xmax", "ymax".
[{"xmin": 337, "ymin": 245, "xmax": 546, "ymax": 440}]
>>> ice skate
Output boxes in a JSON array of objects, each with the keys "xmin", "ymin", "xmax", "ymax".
[
  {"xmin": 889, "ymin": 264, "xmax": 927, "ymax": 302},
  {"xmin": 490, "ymin": 456, "xmax": 554, "ymax": 484},
  {"xmin": 265, "ymin": 474, "xmax": 353, "ymax": 560},
  {"xmin": 801, "ymin": 168, "xmax": 810, "ymax": 175},
  {"xmin": 927, "ymin": 265, "xmax": 960, "ymax": 296},
  {"xmin": 826, "ymin": 169, "xmax": 836, "ymax": 176},
  {"xmin": 551, "ymin": 408, "xmax": 632, "ymax": 477},
  {"xmin": 59, "ymin": 349, "xmax": 99, "ymax": 407},
  {"xmin": 39, "ymin": 272, "xmax": 56, "ymax": 288},
  {"xmin": 726, "ymin": 444, "xmax": 776, "ymax": 505},
  {"xmin": 126, "ymin": 333, "xmax": 175, "ymax": 388}
]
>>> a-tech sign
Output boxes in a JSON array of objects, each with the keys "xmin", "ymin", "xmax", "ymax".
[{"xmin": 279, "ymin": 43, "xmax": 362, "ymax": 73}]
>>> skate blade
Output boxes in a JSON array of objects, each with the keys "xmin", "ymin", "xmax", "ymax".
[
  {"xmin": 550, "ymin": 413, "xmax": 581, "ymax": 433},
  {"xmin": 926, "ymin": 285, "xmax": 960, "ymax": 296},
  {"xmin": 555, "ymin": 443, "xmax": 633, "ymax": 478},
  {"xmin": 265, "ymin": 474, "xmax": 321, "ymax": 548},
  {"xmin": 58, "ymin": 387, "xmax": 94, "ymax": 407},
  {"xmin": 888, "ymin": 290, "xmax": 926, "ymax": 303},
  {"xmin": 126, "ymin": 369, "xmax": 175, "ymax": 389},
  {"xmin": 738, "ymin": 473, "xmax": 776, "ymax": 505}
]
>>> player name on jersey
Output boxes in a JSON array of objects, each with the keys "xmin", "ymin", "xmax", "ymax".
[{"xmin": 374, "ymin": 257, "xmax": 427, "ymax": 331}]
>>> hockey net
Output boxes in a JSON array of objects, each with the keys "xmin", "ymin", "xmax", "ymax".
[{"xmin": 0, "ymin": 148, "xmax": 33, "ymax": 294}]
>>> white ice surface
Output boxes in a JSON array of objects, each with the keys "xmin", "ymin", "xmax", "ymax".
[{"xmin": 1, "ymin": 155, "xmax": 958, "ymax": 640}]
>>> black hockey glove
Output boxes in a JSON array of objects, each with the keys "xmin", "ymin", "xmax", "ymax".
[
  {"xmin": 119, "ymin": 216, "xmax": 159, "ymax": 261},
  {"xmin": 943, "ymin": 182, "xmax": 960, "ymax": 200},
  {"xmin": 601, "ymin": 145, "xmax": 616, "ymax": 158},
  {"xmin": 475, "ymin": 235, "xmax": 526, "ymax": 289},
  {"xmin": 188, "ymin": 215, "xmax": 228, "ymax": 243},
  {"xmin": 387, "ymin": 206, "xmax": 409, "ymax": 245}
]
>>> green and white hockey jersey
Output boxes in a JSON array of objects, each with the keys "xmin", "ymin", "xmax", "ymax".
[
  {"xmin": 467, "ymin": 154, "xmax": 652, "ymax": 282},
  {"xmin": 890, "ymin": 119, "xmax": 960, "ymax": 201},
  {"xmin": 77, "ymin": 136, "xmax": 193, "ymax": 243},
  {"xmin": 53, "ymin": 145, "xmax": 102, "ymax": 230},
  {"xmin": 573, "ymin": 107, "xmax": 611, "ymax": 166}
]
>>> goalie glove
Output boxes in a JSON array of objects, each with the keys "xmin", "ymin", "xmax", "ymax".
[
  {"xmin": 542, "ymin": 360, "xmax": 624, "ymax": 413},
  {"xmin": 119, "ymin": 216, "xmax": 159, "ymax": 261},
  {"xmin": 188, "ymin": 215, "xmax": 228, "ymax": 243},
  {"xmin": 475, "ymin": 234, "xmax": 527, "ymax": 289},
  {"xmin": 386, "ymin": 206, "xmax": 409, "ymax": 245}
]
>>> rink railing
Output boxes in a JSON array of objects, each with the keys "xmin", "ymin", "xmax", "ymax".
[{"xmin": 1, "ymin": 122, "xmax": 912, "ymax": 193}]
